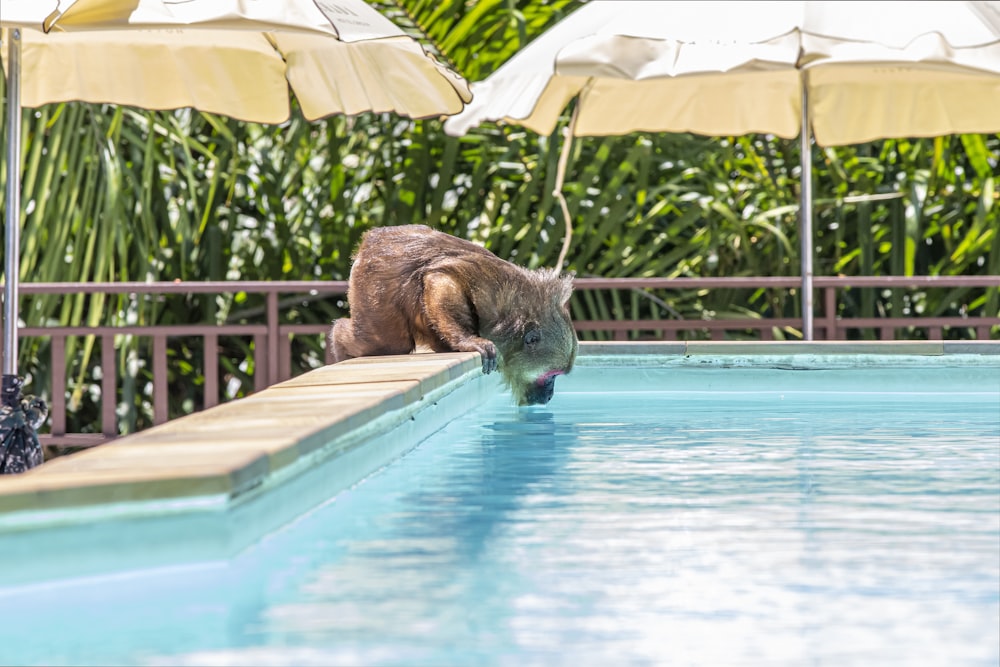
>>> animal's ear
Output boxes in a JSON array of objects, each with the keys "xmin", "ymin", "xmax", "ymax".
[
  {"xmin": 558, "ymin": 273, "xmax": 575, "ymax": 309},
  {"xmin": 524, "ymin": 328, "xmax": 542, "ymax": 347}
]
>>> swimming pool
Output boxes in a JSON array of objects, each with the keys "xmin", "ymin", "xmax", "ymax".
[{"xmin": 1, "ymin": 345, "xmax": 998, "ymax": 666}]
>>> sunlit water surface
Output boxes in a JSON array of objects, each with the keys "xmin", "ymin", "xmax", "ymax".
[{"xmin": 2, "ymin": 366, "xmax": 998, "ymax": 666}]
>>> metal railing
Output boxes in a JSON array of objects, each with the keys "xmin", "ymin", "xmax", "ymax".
[
  {"xmin": 7, "ymin": 275, "xmax": 999, "ymax": 448},
  {"xmin": 574, "ymin": 276, "xmax": 1000, "ymax": 341}
]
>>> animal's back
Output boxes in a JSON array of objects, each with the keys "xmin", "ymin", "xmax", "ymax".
[
  {"xmin": 354, "ymin": 225, "xmax": 499, "ymax": 284},
  {"xmin": 338, "ymin": 225, "xmax": 508, "ymax": 356}
]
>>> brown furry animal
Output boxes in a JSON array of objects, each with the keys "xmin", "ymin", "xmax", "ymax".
[{"xmin": 329, "ymin": 225, "xmax": 578, "ymax": 405}]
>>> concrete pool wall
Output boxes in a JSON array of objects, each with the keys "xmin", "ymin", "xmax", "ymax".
[{"xmin": 0, "ymin": 340, "xmax": 997, "ymax": 586}]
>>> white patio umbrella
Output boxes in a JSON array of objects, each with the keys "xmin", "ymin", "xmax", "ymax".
[
  {"xmin": 1, "ymin": 0, "xmax": 471, "ymax": 471},
  {"xmin": 445, "ymin": 0, "xmax": 1000, "ymax": 340}
]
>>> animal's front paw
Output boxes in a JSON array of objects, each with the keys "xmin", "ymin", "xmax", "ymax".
[{"xmin": 480, "ymin": 341, "xmax": 498, "ymax": 374}]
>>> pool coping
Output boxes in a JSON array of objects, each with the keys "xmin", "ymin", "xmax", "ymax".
[
  {"xmin": 0, "ymin": 340, "xmax": 997, "ymax": 521},
  {"xmin": 0, "ymin": 352, "xmax": 486, "ymax": 520}
]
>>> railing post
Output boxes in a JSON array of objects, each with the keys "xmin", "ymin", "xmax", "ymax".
[
  {"xmin": 824, "ymin": 286, "xmax": 839, "ymax": 340},
  {"xmin": 102, "ymin": 335, "xmax": 117, "ymax": 437},
  {"xmin": 254, "ymin": 333, "xmax": 268, "ymax": 393},
  {"xmin": 50, "ymin": 335, "xmax": 67, "ymax": 437},
  {"xmin": 279, "ymin": 328, "xmax": 292, "ymax": 382},
  {"xmin": 153, "ymin": 334, "xmax": 168, "ymax": 425},
  {"xmin": 204, "ymin": 332, "xmax": 218, "ymax": 409},
  {"xmin": 266, "ymin": 291, "xmax": 279, "ymax": 386}
]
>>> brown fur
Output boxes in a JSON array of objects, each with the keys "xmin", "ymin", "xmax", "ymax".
[{"xmin": 329, "ymin": 225, "xmax": 578, "ymax": 405}]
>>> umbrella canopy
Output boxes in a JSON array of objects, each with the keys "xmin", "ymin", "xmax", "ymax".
[
  {"xmin": 9, "ymin": 0, "xmax": 472, "ymax": 123},
  {"xmin": 0, "ymin": 0, "xmax": 472, "ymax": 471},
  {"xmin": 446, "ymin": 0, "xmax": 1000, "ymax": 142},
  {"xmin": 444, "ymin": 0, "xmax": 1000, "ymax": 339},
  {"xmin": 446, "ymin": 1, "xmax": 803, "ymax": 139}
]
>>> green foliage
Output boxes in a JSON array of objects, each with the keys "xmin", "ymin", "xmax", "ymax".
[
  {"xmin": 0, "ymin": 0, "xmax": 997, "ymax": 436},
  {"xmin": 393, "ymin": 0, "xmax": 577, "ymax": 80}
]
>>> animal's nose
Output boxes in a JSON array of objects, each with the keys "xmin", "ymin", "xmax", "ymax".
[{"xmin": 525, "ymin": 375, "xmax": 557, "ymax": 405}]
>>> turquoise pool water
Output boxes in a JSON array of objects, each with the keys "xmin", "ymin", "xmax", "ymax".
[{"xmin": 1, "ymin": 361, "xmax": 999, "ymax": 666}]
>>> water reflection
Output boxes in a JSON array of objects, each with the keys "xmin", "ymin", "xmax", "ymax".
[{"xmin": 239, "ymin": 404, "xmax": 580, "ymax": 662}]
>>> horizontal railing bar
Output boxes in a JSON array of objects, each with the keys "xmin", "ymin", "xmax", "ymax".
[
  {"xmin": 20, "ymin": 281, "xmax": 349, "ymax": 295},
  {"xmin": 574, "ymin": 277, "xmax": 802, "ymax": 289},
  {"xmin": 575, "ymin": 319, "xmax": 802, "ymax": 331},
  {"xmin": 276, "ymin": 317, "xmax": 998, "ymax": 334},
  {"xmin": 23, "ymin": 319, "xmax": 990, "ymax": 338},
  {"xmin": 811, "ymin": 276, "xmax": 1000, "ymax": 288},
  {"xmin": 575, "ymin": 316, "xmax": 997, "ymax": 329},
  {"xmin": 575, "ymin": 276, "xmax": 1000, "ymax": 288},
  {"xmin": 280, "ymin": 324, "xmax": 332, "ymax": 334},
  {"xmin": 17, "ymin": 275, "xmax": 1000, "ymax": 296},
  {"xmin": 833, "ymin": 317, "xmax": 1000, "ymax": 327},
  {"xmin": 20, "ymin": 325, "xmax": 269, "ymax": 336}
]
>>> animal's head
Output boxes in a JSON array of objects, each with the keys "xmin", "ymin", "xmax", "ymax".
[{"xmin": 491, "ymin": 269, "xmax": 578, "ymax": 406}]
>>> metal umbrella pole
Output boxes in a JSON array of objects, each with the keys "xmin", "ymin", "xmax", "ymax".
[
  {"xmin": 4, "ymin": 29, "xmax": 22, "ymax": 383},
  {"xmin": 1, "ymin": 28, "xmax": 45, "ymax": 474},
  {"xmin": 799, "ymin": 84, "xmax": 814, "ymax": 341}
]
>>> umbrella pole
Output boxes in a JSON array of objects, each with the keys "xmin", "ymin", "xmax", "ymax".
[
  {"xmin": 3, "ymin": 28, "xmax": 21, "ymax": 386},
  {"xmin": 0, "ymin": 28, "xmax": 43, "ymax": 476},
  {"xmin": 799, "ymin": 85, "xmax": 814, "ymax": 341}
]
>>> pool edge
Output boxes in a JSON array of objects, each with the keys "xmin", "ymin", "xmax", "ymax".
[{"xmin": 0, "ymin": 352, "xmax": 488, "ymax": 522}]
